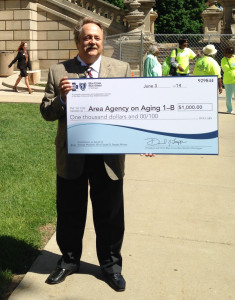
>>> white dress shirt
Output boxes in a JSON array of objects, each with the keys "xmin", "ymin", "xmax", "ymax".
[{"xmin": 77, "ymin": 55, "xmax": 101, "ymax": 78}]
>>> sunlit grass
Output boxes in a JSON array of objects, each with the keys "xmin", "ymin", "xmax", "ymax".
[{"xmin": 0, "ymin": 103, "xmax": 57, "ymax": 295}]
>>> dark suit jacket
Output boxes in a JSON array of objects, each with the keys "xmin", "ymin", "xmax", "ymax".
[
  {"xmin": 40, "ymin": 56, "xmax": 131, "ymax": 180},
  {"xmin": 8, "ymin": 50, "xmax": 31, "ymax": 70}
]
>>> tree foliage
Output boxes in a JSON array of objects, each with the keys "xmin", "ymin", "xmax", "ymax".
[
  {"xmin": 153, "ymin": 0, "xmax": 207, "ymax": 34},
  {"xmin": 103, "ymin": 0, "xmax": 207, "ymax": 34},
  {"xmin": 103, "ymin": 0, "xmax": 125, "ymax": 9}
]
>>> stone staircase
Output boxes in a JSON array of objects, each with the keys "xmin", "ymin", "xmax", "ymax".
[
  {"xmin": 38, "ymin": 0, "xmax": 128, "ymax": 35},
  {"xmin": 0, "ymin": 0, "xmax": 156, "ymax": 79}
]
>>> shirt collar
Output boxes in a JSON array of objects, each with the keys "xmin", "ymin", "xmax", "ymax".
[{"xmin": 77, "ymin": 55, "xmax": 101, "ymax": 73}]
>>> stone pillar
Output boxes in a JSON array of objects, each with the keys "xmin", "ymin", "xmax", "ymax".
[
  {"xmin": 124, "ymin": 0, "xmax": 145, "ymax": 31},
  {"xmin": 229, "ymin": 8, "xmax": 235, "ymax": 46},
  {"xmin": 124, "ymin": 0, "xmax": 156, "ymax": 33},
  {"xmin": 0, "ymin": 0, "xmax": 38, "ymax": 71},
  {"xmin": 201, "ymin": 1, "xmax": 223, "ymax": 42},
  {"xmin": 122, "ymin": 0, "xmax": 157, "ymax": 75},
  {"xmin": 150, "ymin": 9, "xmax": 158, "ymax": 34},
  {"xmin": 138, "ymin": 0, "xmax": 156, "ymax": 33},
  {"xmin": 219, "ymin": 0, "xmax": 235, "ymax": 34}
]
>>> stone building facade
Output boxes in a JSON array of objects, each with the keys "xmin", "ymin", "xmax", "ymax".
[
  {"xmin": 0, "ymin": 0, "xmax": 156, "ymax": 77},
  {"xmin": 1, "ymin": 0, "xmax": 234, "ymax": 78}
]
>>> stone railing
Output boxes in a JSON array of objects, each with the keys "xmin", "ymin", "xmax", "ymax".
[{"xmin": 66, "ymin": 0, "xmax": 128, "ymax": 26}]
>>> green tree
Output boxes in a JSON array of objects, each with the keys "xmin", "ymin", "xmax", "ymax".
[
  {"xmin": 103, "ymin": 0, "xmax": 207, "ymax": 34},
  {"xmin": 153, "ymin": 0, "xmax": 207, "ymax": 34},
  {"xmin": 103, "ymin": 0, "xmax": 125, "ymax": 9}
]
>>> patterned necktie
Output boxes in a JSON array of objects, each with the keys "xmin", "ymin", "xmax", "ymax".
[{"xmin": 85, "ymin": 65, "xmax": 93, "ymax": 78}]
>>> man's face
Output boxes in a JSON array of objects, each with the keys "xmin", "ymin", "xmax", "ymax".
[
  {"xmin": 77, "ymin": 23, "xmax": 103, "ymax": 64},
  {"xmin": 180, "ymin": 40, "xmax": 188, "ymax": 49},
  {"xmin": 224, "ymin": 50, "xmax": 233, "ymax": 58}
]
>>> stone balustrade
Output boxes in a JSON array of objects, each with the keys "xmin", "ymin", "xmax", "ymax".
[
  {"xmin": 0, "ymin": 0, "xmax": 156, "ymax": 78},
  {"xmin": 66, "ymin": 0, "xmax": 127, "ymax": 26}
]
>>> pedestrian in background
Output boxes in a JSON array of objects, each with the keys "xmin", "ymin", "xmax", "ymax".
[
  {"xmin": 144, "ymin": 45, "xmax": 162, "ymax": 77},
  {"xmin": 170, "ymin": 37, "xmax": 200, "ymax": 76},
  {"xmin": 221, "ymin": 46, "xmax": 235, "ymax": 113},
  {"xmin": 193, "ymin": 44, "xmax": 222, "ymax": 94},
  {"xmin": 8, "ymin": 41, "xmax": 33, "ymax": 94}
]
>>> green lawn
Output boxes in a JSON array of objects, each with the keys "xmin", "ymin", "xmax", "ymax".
[{"xmin": 0, "ymin": 103, "xmax": 57, "ymax": 296}]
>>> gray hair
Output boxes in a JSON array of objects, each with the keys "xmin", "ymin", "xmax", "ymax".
[
  {"xmin": 147, "ymin": 45, "xmax": 159, "ymax": 55},
  {"xmin": 74, "ymin": 17, "xmax": 104, "ymax": 44}
]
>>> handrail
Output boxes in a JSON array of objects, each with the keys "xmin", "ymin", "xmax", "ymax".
[{"xmin": 65, "ymin": 0, "xmax": 127, "ymax": 26}]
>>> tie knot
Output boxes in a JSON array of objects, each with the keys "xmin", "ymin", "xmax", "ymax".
[{"xmin": 85, "ymin": 65, "xmax": 93, "ymax": 78}]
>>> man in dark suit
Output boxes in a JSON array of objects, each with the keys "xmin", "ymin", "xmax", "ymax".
[{"xmin": 40, "ymin": 17, "xmax": 131, "ymax": 292}]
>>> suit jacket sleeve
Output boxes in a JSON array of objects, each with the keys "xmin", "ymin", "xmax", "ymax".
[
  {"xmin": 8, "ymin": 52, "xmax": 20, "ymax": 68},
  {"xmin": 40, "ymin": 66, "xmax": 66, "ymax": 121}
]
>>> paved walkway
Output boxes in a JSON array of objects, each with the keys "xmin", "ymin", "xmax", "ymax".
[
  {"xmin": 1, "ymin": 75, "xmax": 235, "ymax": 300},
  {"xmin": 0, "ymin": 73, "xmax": 45, "ymax": 103}
]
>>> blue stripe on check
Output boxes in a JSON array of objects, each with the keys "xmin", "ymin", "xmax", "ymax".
[{"xmin": 68, "ymin": 123, "xmax": 218, "ymax": 140}]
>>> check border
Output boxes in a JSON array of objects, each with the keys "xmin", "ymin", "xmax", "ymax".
[{"xmin": 66, "ymin": 76, "xmax": 218, "ymax": 155}]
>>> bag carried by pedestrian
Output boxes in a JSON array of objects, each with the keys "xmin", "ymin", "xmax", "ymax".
[
  {"xmin": 162, "ymin": 56, "xmax": 171, "ymax": 76},
  {"xmin": 162, "ymin": 49, "xmax": 178, "ymax": 76}
]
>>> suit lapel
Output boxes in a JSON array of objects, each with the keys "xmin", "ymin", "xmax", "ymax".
[
  {"xmin": 64, "ymin": 58, "xmax": 87, "ymax": 78},
  {"xmin": 67, "ymin": 56, "xmax": 115, "ymax": 78},
  {"xmin": 100, "ymin": 56, "xmax": 112, "ymax": 78}
]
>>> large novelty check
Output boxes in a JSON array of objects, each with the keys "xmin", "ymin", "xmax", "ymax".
[{"xmin": 67, "ymin": 76, "xmax": 218, "ymax": 155}]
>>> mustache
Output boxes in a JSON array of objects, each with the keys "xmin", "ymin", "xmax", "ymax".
[{"xmin": 86, "ymin": 46, "xmax": 98, "ymax": 50}]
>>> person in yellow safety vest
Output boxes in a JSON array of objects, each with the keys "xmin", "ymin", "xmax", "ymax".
[
  {"xmin": 170, "ymin": 37, "xmax": 201, "ymax": 76},
  {"xmin": 193, "ymin": 44, "xmax": 223, "ymax": 94},
  {"xmin": 221, "ymin": 46, "xmax": 235, "ymax": 114}
]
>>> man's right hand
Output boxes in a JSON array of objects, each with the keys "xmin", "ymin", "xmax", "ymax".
[{"xmin": 59, "ymin": 77, "xmax": 73, "ymax": 103}]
